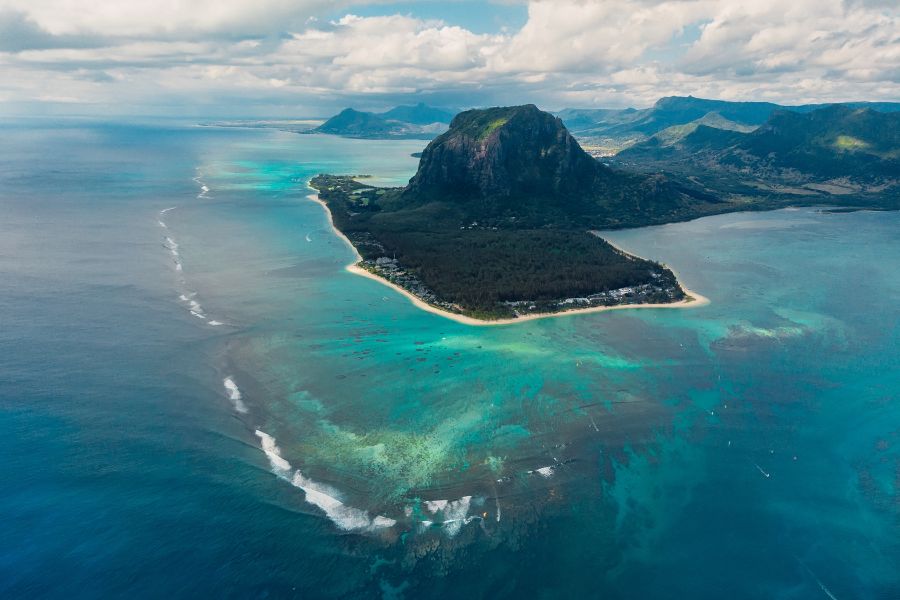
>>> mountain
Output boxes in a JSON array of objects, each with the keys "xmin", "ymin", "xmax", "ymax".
[
  {"xmin": 406, "ymin": 105, "xmax": 602, "ymax": 201},
  {"xmin": 650, "ymin": 112, "xmax": 757, "ymax": 145},
  {"xmin": 397, "ymin": 104, "xmax": 718, "ymax": 227},
  {"xmin": 611, "ymin": 96, "xmax": 781, "ymax": 136},
  {"xmin": 314, "ymin": 108, "xmax": 395, "ymax": 136},
  {"xmin": 559, "ymin": 95, "xmax": 900, "ymax": 154},
  {"xmin": 380, "ymin": 102, "xmax": 455, "ymax": 125},
  {"xmin": 310, "ymin": 103, "xmax": 454, "ymax": 139},
  {"xmin": 557, "ymin": 96, "xmax": 783, "ymax": 145},
  {"xmin": 619, "ymin": 105, "xmax": 900, "ymax": 182},
  {"xmin": 725, "ymin": 105, "xmax": 900, "ymax": 179}
]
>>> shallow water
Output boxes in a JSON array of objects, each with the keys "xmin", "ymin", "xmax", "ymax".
[{"xmin": 1, "ymin": 119, "xmax": 897, "ymax": 598}]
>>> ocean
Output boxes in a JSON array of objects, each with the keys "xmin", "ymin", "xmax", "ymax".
[{"xmin": 1, "ymin": 119, "xmax": 897, "ymax": 598}]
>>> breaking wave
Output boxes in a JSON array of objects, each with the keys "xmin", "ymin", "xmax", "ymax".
[
  {"xmin": 194, "ymin": 169, "xmax": 211, "ymax": 199},
  {"xmin": 254, "ymin": 430, "xmax": 396, "ymax": 533},
  {"xmin": 223, "ymin": 377, "xmax": 248, "ymax": 413},
  {"xmin": 424, "ymin": 496, "xmax": 476, "ymax": 537},
  {"xmin": 157, "ymin": 213, "xmax": 226, "ymax": 327}
]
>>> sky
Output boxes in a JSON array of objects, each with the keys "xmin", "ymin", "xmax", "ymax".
[{"xmin": 0, "ymin": 0, "xmax": 897, "ymax": 117}]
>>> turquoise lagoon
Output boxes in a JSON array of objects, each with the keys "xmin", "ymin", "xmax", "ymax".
[{"xmin": 1, "ymin": 120, "xmax": 897, "ymax": 598}]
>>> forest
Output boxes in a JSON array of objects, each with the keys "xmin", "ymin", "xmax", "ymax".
[{"xmin": 311, "ymin": 174, "xmax": 683, "ymax": 318}]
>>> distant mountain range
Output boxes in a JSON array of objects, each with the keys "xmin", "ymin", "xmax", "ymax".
[
  {"xmin": 618, "ymin": 104, "xmax": 899, "ymax": 179},
  {"xmin": 610, "ymin": 104, "xmax": 900, "ymax": 206},
  {"xmin": 309, "ymin": 103, "xmax": 456, "ymax": 139},
  {"xmin": 558, "ymin": 95, "xmax": 900, "ymax": 155}
]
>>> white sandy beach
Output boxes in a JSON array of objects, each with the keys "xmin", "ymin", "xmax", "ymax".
[{"xmin": 307, "ymin": 191, "xmax": 709, "ymax": 326}]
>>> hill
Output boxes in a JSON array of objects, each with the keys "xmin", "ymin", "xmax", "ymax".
[
  {"xmin": 380, "ymin": 102, "xmax": 456, "ymax": 125},
  {"xmin": 610, "ymin": 105, "xmax": 900, "ymax": 209},
  {"xmin": 395, "ymin": 104, "xmax": 719, "ymax": 229},
  {"xmin": 314, "ymin": 108, "xmax": 395, "ymax": 136},
  {"xmin": 310, "ymin": 103, "xmax": 454, "ymax": 139},
  {"xmin": 559, "ymin": 95, "xmax": 900, "ymax": 154},
  {"xmin": 725, "ymin": 106, "xmax": 900, "ymax": 179},
  {"xmin": 617, "ymin": 105, "xmax": 900, "ymax": 195}
]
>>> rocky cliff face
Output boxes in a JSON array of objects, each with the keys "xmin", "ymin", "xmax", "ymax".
[{"xmin": 406, "ymin": 105, "xmax": 605, "ymax": 201}]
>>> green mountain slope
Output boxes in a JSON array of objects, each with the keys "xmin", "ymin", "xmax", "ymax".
[
  {"xmin": 315, "ymin": 108, "xmax": 395, "ymax": 136},
  {"xmin": 312, "ymin": 103, "xmax": 454, "ymax": 139},
  {"xmin": 380, "ymin": 102, "xmax": 455, "ymax": 125},
  {"xmin": 559, "ymin": 95, "xmax": 900, "ymax": 153},
  {"xmin": 619, "ymin": 105, "xmax": 900, "ymax": 181}
]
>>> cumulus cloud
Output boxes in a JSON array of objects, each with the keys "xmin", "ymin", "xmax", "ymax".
[
  {"xmin": 0, "ymin": 0, "xmax": 897, "ymax": 115},
  {"xmin": 0, "ymin": 9, "xmax": 106, "ymax": 51},
  {"xmin": 487, "ymin": 0, "xmax": 713, "ymax": 74},
  {"xmin": 0, "ymin": 0, "xmax": 350, "ymax": 37}
]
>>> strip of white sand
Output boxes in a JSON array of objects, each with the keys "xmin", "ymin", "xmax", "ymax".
[{"xmin": 307, "ymin": 190, "xmax": 709, "ymax": 326}]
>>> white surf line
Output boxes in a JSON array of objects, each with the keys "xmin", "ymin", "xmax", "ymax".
[
  {"xmin": 157, "ymin": 210, "xmax": 185, "ymax": 275},
  {"xmin": 178, "ymin": 291, "xmax": 227, "ymax": 326},
  {"xmin": 423, "ymin": 496, "xmax": 475, "ymax": 537},
  {"xmin": 164, "ymin": 236, "xmax": 179, "ymax": 258},
  {"xmin": 254, "ymin": 430, "xmax": 396, "ymax": 533},
  {"xmin": 222, "ymin": 377, "xmax": 248, "ymax": 413},
  {"xmin": 193, "ymin": 168, "xmax": 211, "ymax": 199},
  {"xmin": 157, "ymin": 206, "xmax": 176, "ymax": 228},
  {"xmin": 158, "ymin": 208, "xmax": 226, "ymax": 327}
]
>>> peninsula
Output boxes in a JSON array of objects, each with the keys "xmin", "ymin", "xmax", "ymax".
[{"xmin": 310, "ymin": 104, "xmax": 712, "ymax": 322}]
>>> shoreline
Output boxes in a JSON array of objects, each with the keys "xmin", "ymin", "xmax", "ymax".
[{"xmin": 306, "ymin": 190, "xmax": 709, "ymax": 326}]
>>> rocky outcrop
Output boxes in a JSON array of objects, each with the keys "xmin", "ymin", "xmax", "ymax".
[{"xmin": 406, "ymin": 105, "xmax": 604, "ymax": 201}]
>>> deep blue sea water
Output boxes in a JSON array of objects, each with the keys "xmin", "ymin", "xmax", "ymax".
[{"xmin": 1, "ymin": 119, "xmax": 897, "ymax": 598}]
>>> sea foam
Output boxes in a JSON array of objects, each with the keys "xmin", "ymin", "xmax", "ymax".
[
  {"xmin": 535, "ymin": 466, "xmax": 554, "ymax": 478},
  {"xmin": 223, "ymin": 377, "xmax": 248, "ymax": 413},
  {"xmin": 254, "ymin": 430, "xmax": 395, "ymax": 533},
  {"xmin": 424, "ymin": 496, "xmax": 474, "ymax": 537},
  {"xmin": 290, "ymin": 470, "xmax": 392, "ymax": 532},
  {"xmin": 425, "ymin": 499, "xmax": 449, "ymax": 513},
  {"xmin": 256, "ymin": 430, "xmax": 292, "ymax": 474}
]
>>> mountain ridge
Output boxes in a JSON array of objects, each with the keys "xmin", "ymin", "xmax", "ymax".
[
  {"xmin": 311, "ymin": 103, "xmax": 456, "ymax": 139},
  {"xmin": 618, "ymin": 104, "xmax": 900, "ymax": 182},
  {"xmin": 558, "ymin": 95, "xmax": 900, "ymax": 154}
]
